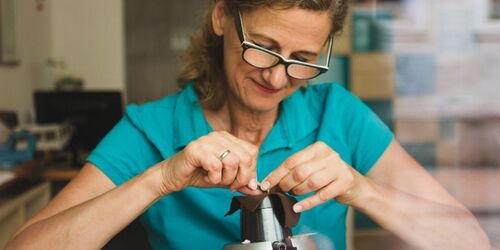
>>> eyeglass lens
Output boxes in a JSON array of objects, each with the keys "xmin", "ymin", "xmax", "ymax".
[{"xmin": 243, "ymin": 47, "xmax": 321, "ymax": 80}]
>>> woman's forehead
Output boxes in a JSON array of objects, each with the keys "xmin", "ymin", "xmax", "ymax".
[{"xmin": 242, "ymin": 6, "xmax": 331, "ymax": 52}]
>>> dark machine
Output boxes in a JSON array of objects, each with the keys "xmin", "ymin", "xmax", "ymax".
[{"xmin": 224, "ymin": 193, "xmax": 317, "ymax": 250}]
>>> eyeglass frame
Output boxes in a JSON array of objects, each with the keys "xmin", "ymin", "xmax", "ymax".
[{"xmin": 234, "ymin": 9, "xmax": 334, "ymax": 80}]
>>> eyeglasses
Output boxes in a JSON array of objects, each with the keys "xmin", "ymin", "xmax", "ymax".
[{"xmin": 234, "ymin": 10, "xmax": 333, "ymax": 80}]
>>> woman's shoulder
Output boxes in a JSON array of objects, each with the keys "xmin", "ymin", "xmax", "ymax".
[
  {"xmin": 125, "ymin": 85, "xmax": 192, "ymax": 121},
  {"xmin": 128, "ymin": 91, "xmax": 179, "ymax": 114},
  {"xmin": 122, "ymin": 86, "xmax": 192, "ymax": 134},
  {"xmin": 305, "ymin": 82, "xmax": 351, "ymax": 99},
  {"xmin": 301, "ymin": 82, "xmax": 359, "ymax": 114}
]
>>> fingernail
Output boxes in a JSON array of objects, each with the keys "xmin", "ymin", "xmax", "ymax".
[
  {"xmin": 249, "ymin": 179, "xmax": 258, "ymax": 190},
  {"xmin": 293, "ymin": 204, "xmax": 302, "ymax": 213},
  {"xmin": 260, "ymin": 181, "xmax": 270, "ymax": 191}
]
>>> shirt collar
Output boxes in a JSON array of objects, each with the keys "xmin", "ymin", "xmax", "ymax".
[
  {"xmin": 260, "ymin": 87, "xmax": 319, "ymax": 154},
  {"xmin": 173, "ymin": 84, "xmax": 319, "ymax": 153}
]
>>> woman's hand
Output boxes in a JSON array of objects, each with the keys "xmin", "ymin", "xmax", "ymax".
[
  {"xmin": 156, "ymin": 131, "xmax": 261, "ymax": 196},
  {"xmin": 260, "ymin": 141, "xmax": 368, "ymax": 212}
]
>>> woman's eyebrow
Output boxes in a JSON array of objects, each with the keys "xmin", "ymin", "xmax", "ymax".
[{"xmin": 247, "ymin": 31, "xmax": 319, "ymax": 57}]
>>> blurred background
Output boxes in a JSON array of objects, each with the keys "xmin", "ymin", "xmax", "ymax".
[{"xmin": 0, "ymin": 0, "xmax": 499, "ymax": 249}]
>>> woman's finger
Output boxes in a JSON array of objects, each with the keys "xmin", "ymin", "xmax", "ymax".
[
  {"xmin": 293, "ymin": 179, "xmax": 348, "ymax": 213},
  {"xmin": 230, "ymin": 161, "xmax": 258, "ymax": 191},
  {"xmin": 185, "ymin": 140, "xmax": 223, "ymax": 184},
  {"xmin": 261, "ymin": 145, "xmax": 317, "ymax": 191},
  {"xmin": 198, "ymin": 153, "xmax": 223, "ymax": 184},
  {"xmin": 220, "ymin": 150, "xmax": 239, "ymax": 187},
  {"xmin": 188, "ymin": 131, "xmax": 260, "ymax": 189},
  {"xmin": 278, "ymin": 159, "xmax": 323, "ymax": 192},
  {"xmin": 290, "ymin": 167, "xmax": 338, "ymax": 196},
  {"xmin": 229, "ymin": 156, "xmax": 256, "ymax": 191},
  {"xmin": 217, "ymin": 132, "xmax": 259, "ymax": 190}
]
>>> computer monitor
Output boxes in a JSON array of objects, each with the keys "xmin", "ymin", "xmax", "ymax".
[{"xmin": 34, "ymin": 91, "xmax": 123, "ymax": 154}]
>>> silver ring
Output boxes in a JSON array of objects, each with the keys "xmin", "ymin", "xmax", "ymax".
[{"xmin": 218, "ymin": 149, "xmax": 231, "ymax": 161}]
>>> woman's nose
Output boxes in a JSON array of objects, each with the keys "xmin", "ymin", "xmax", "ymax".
[{"xmin": 262, "ymin": 64, "xmax": 289, "ymax": 89}]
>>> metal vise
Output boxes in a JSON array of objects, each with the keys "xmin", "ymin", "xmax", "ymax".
[{"xmin": 224, "ymin": 194, "xmax": 317, "ymax": 250}]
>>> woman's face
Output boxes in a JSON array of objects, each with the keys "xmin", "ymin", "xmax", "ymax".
[{"xmin": 213, "ymin": 4, "xmax": 331, "ymax": 113}]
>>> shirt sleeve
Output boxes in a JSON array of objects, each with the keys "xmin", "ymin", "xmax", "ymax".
[
  {"xmin": 331, "ymin": 85, "xmax": 394, "ymax": 175},
  {"xmin": 87, "ymin": 105, "xmax": 163, "ymax": 186}
]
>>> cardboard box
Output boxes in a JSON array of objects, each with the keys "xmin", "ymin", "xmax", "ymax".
[
  {"xmin": 351, "ymin": 53, "xmax": 395, "ymax": 99},
  {"xmin": 395, "ymin": 119, "xmax": 439, "ymax": 143},
  {"xmin": 333, "ymin": 10, "xmax": 352, "ymax": 55}
]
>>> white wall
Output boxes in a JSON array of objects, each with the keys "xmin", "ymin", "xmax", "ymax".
[
  {"xmin": 0, "ymin": 0, "xmax": 52, "ymax": 123},
  {"xmin": 47, "ymin": 0, "xmax": 125, "ymax": 91},
  {"xmin": 0, "ymin": 0, "xmax": 125, "ymax": 124}
]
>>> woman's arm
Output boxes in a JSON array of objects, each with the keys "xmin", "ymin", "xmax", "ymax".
[
  {"xmin": 262, "ymin": 140, "xmax": 490, "ymax": 250},
  {"xmin": 356, "ymin": 140, "xmax": 491, "ymax": 249},
  {"xmin": 6, "ymin": 163, "xmax": 163, "ymax": 249},
  {"xmin": 7, "ymin": 131, "xmax": 260, "ymax": 249}
]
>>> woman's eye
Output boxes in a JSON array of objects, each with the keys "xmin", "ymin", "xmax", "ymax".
[
  {"xmin": 293, "ymin": 55, "xmax": 308, "ymax": 62},
  {"xmin": 253, "ymin": 41, "xmax": 273, "ymax": 50}
]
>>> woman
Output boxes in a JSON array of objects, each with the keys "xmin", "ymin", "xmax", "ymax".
[{"xmin": 7, "ymin": 0, "xmax": 490, "ymax": 249}]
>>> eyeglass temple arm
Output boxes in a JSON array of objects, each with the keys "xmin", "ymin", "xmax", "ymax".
[
  {"xmin": 325, "ymin": 36, "xmax": 333, "ymax": 68},
  {"xmin": 235, "ymin": 9, "xmax": 246, "ymax": 44}
]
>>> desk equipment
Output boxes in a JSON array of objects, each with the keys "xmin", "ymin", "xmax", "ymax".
[
  {"xmin": 20, "ymin": 123, "xmax": 72, "ymax": 151},
  {"xmin": 0, "ymin": 112, "xmax": 36, "ymax": 168},
  {"xmin": 0, "ymin": 130, "xmax": 36, "ymax": 168},
  {"xmin": 34, "ymin": 91, "xmax": 123, "ymax": 165}
]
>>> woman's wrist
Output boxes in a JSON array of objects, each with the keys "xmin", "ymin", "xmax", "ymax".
[
  {"xmin": 138, "ymin": 163, "xmax": 171, "ymax": 200},
  {"xmin": 348, "ymin": 177, "xmax": 379, "ymax": 210}
]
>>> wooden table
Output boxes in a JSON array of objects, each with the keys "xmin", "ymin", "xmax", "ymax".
[
  {"xmin": 1, "ymin": 161, "xmax": 81, "ymax": 191},
  {"xmin": 41, "ymin": 167, "xmax": 79, "ymax": 181},
  {"xmin": 0, "ymin": 161, "xmax": 39, "ymax": 191}
]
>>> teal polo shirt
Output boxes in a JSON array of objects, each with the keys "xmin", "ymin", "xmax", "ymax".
[{"xmin": 87, "ymin": 82, "xmax": 393, "ymax": 250}]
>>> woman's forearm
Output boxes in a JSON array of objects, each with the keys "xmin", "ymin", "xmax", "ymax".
[
  {"xmin": 6, "ymin": 166, "xmax": 164, "ymax": 250},
  {"xmin": 353, "ymin": 180, "xmax": 491, "ymax": 250}
]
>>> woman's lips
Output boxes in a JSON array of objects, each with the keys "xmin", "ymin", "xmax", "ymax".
[{"xmin": 252, "ymin": 79, "xmax": 281, "ymax": 94}]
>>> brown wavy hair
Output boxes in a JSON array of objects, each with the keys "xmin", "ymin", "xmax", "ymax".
[{"xmin": 177, "ymin": 0, "xmax": 351, "ymax": 111}]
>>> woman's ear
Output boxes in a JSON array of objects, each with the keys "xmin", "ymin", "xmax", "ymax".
[{"xmin": 212, "ymin": 0, "xmax": 226, "ymax": 36}]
